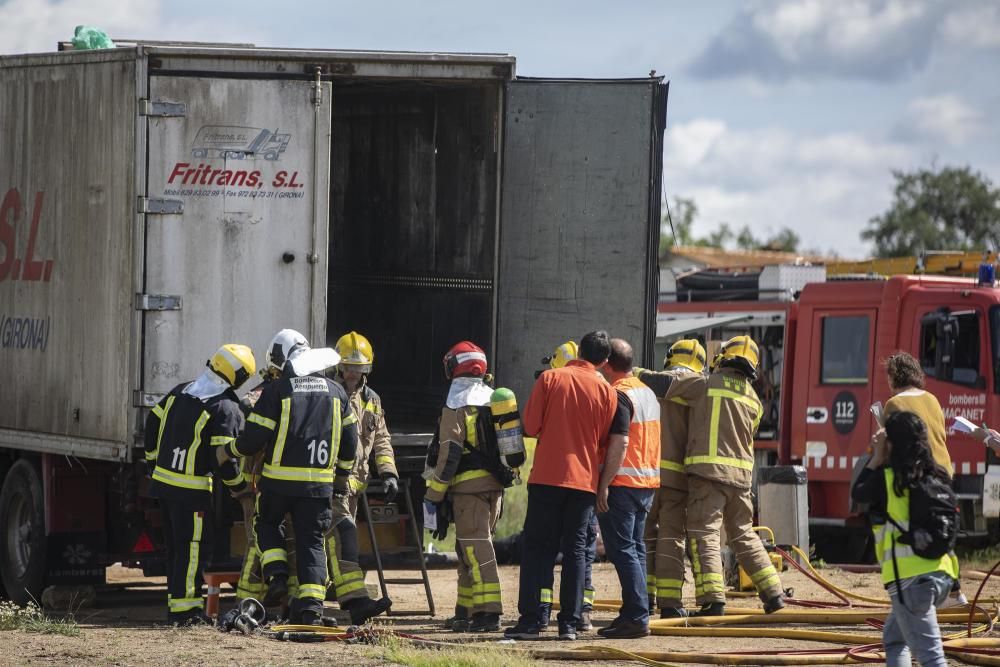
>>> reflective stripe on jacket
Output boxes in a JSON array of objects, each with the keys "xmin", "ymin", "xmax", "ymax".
[
  {"xmin": 873, "ymin": 468, "xmax": 959, "ymax": 586},
  {"xmin": 611, "ymin": 376, "xmax": 661, "ymax": 488}
]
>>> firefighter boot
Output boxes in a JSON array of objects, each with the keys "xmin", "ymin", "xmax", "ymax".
[
  {"xmin": 661, "ymin": 607, "xmax": 688, "ymax": 619},
  {"xmin": 347, "ymin": 596, "xmax": 392, "ymax": 625},
  {"xmin": 693, "ymin": 602, "xmax": 725, "ymax": 617},
  {"xmin": 763, "ymin": 593, "xmax": 786, "ymax": 614},
  {"xmin": 444, "ymin": 607, "xmax": 470, "ymax": 631},
  {"xmin": 469, "ymin": 612, "xmax": 501, "ymax": 632},
  {"xmin": 263, "ymin": 574, "xmax": 289, "ymax": 606}
]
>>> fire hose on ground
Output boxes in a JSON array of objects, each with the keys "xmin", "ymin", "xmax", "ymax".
[{"xmin": 230, "ymin": 525, "xmax": 1000, "ymax": 665}]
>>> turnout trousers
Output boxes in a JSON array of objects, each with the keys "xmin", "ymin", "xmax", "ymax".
[
  {"xmin": 644, "ymin": 486, "xmax": 688, "ymax": 610},
  {"xmin": 685, "ymin": 475, "xmax": 782, "ymax": 605},
  {"xmin": 236, "ymin": 496, "xmax": 299, "ymax": 603},
  {"xmin": 256, "ymin": 492, "xmax": 332, "ymax": 620},
  {"xmin": 453, "ymin": 491, "xmax": 503, "ymax": 616},
  {"xmin": 325, "ymin": 499, "xmax": 370, "ymax": 607},
  {"xmin": 161, "ymin": 499, "xmax": 212, "ymax": 622}
]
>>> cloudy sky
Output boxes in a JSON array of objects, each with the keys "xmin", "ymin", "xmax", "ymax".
[{"xmin": 3, "ymin": 0, "xmax": 999, "ymax": 258}]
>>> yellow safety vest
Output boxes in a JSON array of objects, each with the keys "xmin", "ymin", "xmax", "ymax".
[{"xmin": 873, "ymin": 469, "xmax": 959, "ymax": 586}]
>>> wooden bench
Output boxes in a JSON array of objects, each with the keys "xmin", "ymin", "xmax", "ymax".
[{"xmin": 204, "ymin": 571, "xmax": 241, "ymax": 618}]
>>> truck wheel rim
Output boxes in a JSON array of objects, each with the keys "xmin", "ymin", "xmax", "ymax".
[{"xmin": 5, "ymin": 493, "xmax": 32, "ymax": 579}]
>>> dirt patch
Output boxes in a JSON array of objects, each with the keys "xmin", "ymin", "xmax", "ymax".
[{"xmin": 0, "ymin": 562, "xmax": 992, "ymax": 665}]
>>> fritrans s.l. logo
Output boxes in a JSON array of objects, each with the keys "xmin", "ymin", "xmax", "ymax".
[
  {"xmin": 191, "ymin": 125, "xmax": 291, "ymax": 161},
  {"xmin": 63, "ymin": 543, "xmax": 93, "ymax": 565}
]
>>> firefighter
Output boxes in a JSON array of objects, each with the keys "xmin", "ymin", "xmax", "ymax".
[
  {"xmin": 636, "ymin": 335, "xmax": 785, "ymax": 616},
  {"xmin": 144, "ymin": 344, "xmax": 256, "ymax": 625},
  {"xmin": 229, "ymin": 329, "xmax": 389, "ymax": 626},
  {"xmin": 642, "ymin": 338, "xmax": 706, "ymax": 619},
  {"xmin": 427, "ymin": 341, "xmax": 504, "ymax": 633},
  {"xmin": 326, "ymin": 331, "xmax": 398, "ymax": 609}
]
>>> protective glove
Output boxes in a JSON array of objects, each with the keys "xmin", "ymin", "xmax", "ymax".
[
  {"xmin": 432, "ymin": 498, "xmax": 452, "ymax": 541},
  {"xmin": 381, "ymin": 474, "xmax": 399, "ymax": 503},
  {"xmin": 333, "ymin": 473, "xmax": 350, "ymax": 497}
]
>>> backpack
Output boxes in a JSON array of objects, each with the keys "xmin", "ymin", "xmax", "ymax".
[{"xmin": 887, "ymin": 474, "xmax": 959, "ymax": 560}]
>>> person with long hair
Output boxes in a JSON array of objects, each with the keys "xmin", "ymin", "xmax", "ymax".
[{"xmin": 852, "ymin": 411, "xmax": 959, "ymax": 667}]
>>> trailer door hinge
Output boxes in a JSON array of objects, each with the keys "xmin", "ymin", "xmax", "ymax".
[
  {"xmin": 136, "ymin": 294, "xmax": 182, "ymax": 311},
  {"xmin": 139, "ymin": 100, "xmax": 186, "ymax": 117},
  {"xmin": 138, "ymin": 197, "xmax": 184, "ymax": 215}
]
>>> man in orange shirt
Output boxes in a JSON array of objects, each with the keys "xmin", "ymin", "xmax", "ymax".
[
  {"xmin": 595, "ymin": 339, "xmax": 661, "ymax": 638},
  {"xmin": 504, "ymin": 330, "xmax": 629, "ymax": 641}
]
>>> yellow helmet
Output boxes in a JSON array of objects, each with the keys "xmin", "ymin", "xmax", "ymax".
[
  {"xmin": 664, "ymin": 338, "xmax": 707, "ymax": 373},
  {"xmin": 714, "ymin": 335, "xmax": 759, "ymax": 379},
  {"xmin": 208, "ymin": 343, "xmax": 256, "ymax": 388},
  {"xmin": 336, "ymin": 331, "xmax": 374, "ymax": 374},
  {"xmin": 549, "ymin": 340, "xmax": 579, "ymax": 369}
]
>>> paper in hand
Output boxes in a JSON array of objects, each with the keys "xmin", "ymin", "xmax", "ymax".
[
  {"xmin": 422, "ymin": 500, "xmax": 438, "ymax": 531},
  {"xmin": 952, "ymin": 416, "xmax": 979, "ymax": 434},
  {"xmin": 870, "ymin": 401, "xmax": 884, "ymax": 427}
]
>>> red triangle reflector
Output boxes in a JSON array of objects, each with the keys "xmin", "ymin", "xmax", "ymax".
[{"xmin": 132, "ymin": 532, "xmax": 155, "ymax": 553}]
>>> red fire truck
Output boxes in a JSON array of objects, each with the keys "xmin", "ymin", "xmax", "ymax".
[{"xmin": 659, "ymin": 259, "xmax": 1000, "ymax": 561}]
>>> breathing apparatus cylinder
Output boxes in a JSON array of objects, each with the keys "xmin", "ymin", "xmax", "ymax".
[{"xmin": 490, "ymin": 387, "xmax": 526, "ymax": 469}]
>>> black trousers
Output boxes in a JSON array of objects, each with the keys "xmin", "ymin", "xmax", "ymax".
[
  {"xmin": 256, "ymin": 492, "xmax": 332, "ymax": 619},
  {"xmin": 517, "ymin": 483, "xmax": 596, "ymax": 628},
  {"xmin": 161, "ymin": 499, "xmax": 212, "ymax": 620}
]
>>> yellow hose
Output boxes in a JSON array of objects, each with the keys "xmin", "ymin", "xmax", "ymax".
[
  {"xmin": 649, "ymin": 609, "xmax": 992, "ymax": 626},
  {"xmin": 788, "ymin": 545, "xmax": 889, "ymax": 605},
  {"xmin": 529, "ymin": 645, "xmax": 877, "ymax": 665}
]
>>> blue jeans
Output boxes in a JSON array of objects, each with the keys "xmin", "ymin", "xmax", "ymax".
[
  {"xmin": 884, "ymin": 571, "xmax": 953, "ymax": 667},
  {"xmin": 596, "ymin": 486, "xmax": 655, "ymax": 625}
]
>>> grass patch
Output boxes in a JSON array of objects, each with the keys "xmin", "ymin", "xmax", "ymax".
[
  {"xmin": 956, "ymin": 545, "xmax": 1000, "ymax": 572},
  {"xmin": 0, "ymin": 601, "xmax": 80, "ymax": 637},
  {"xmin": 374, "ymin": 632, "xmax": 534, "ymax": 667},
  {"xmin": 426, "ymin": 438, "xmax": 536, "ymax": 552}
]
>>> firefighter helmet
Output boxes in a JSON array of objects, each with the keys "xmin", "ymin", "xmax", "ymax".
[
  {"xmin": 549, "ymin": 340, "xmax": 579, "ymax": 369},
  {"xmin": 208, "ymin": 344, "xmax": 256, "ymax": 388},
  {"xmin": 335, "ymin": 331, "xmax": 374, "ymax": 374},
  {"xmin": 443, "ymin": 341, "xmax": 487, "ymax": 380},
  {"xmin": 267, "ymin": 329, "xmax": 309, "ymax": 375},
  {"xmin": 664, "ymin": 338, "xmax": 707, "ymax": 373},
  {"xmin": 714, "ymin": 335, "xmax": 759, "ymax": 379}
]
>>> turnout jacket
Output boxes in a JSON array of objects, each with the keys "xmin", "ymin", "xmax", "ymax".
[
  {"xmin": 637, "ymin": 368, "xmax": 761, "ymax": 489},
  {"xmin": 338, "ymin": 378, "xmax": 398, "ymax": 493},
  {"xmin": 144, "ymin": 382, "xmax": 247, "ymax": 506},
  {"xmin": 233, "ymin": 373, "xmax": 359, "ymax": 498},
  {"xmin": 425, "ymin": 405, "xmax": 503, "ymax": 503}
]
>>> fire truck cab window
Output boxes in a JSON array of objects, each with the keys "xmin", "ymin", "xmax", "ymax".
[
  {"xmin": 922, "ymin": 311, "xmax": 981, "ymax": 386},
  {"xmin": 820, "ymin": 316, "xmax": 869, "ymax": 384},
  {"xmin": 991, "ymin": 307, "xmax": 1000, "ymax": 394}
]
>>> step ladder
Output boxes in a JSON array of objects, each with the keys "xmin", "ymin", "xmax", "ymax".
[{"xmin": 360, "ymin": 477, "xmax": 435, "ymax": 616}]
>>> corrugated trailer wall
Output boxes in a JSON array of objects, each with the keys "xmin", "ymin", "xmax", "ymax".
[{"xmin": 0, "ymin": 52, "xmax": 137, "ymax": 453}]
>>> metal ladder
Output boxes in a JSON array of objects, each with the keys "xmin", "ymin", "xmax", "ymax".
[{"xmin": 359, "ymin": 477, "xmax": 435, "ymax": 616}]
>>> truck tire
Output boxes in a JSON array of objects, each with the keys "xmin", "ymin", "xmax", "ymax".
[{"xmin": 0, "ymin": 459, "xmax": 46, "ymax": 604}]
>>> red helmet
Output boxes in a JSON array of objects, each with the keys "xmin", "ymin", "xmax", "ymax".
[{"xmin": 443, "ymin": 341, "xmax": 487, "ymax": 380}]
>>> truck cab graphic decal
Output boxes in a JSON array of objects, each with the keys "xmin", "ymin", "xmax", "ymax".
[{"xmin": 191, "ymin": 125, "xmax": 291, "ymax": 161}]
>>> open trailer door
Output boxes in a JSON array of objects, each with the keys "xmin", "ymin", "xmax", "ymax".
[{"xmin": 496, "ymin": 78, "xmax": 667, "ymax": 402}]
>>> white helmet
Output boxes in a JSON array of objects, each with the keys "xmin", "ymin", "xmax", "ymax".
[
  {"xmin": 266, "ymin": 328, "xmax": 341, "ymax": 378},
  {"xmin": 267, "ymin": 329, "xmax": 309, "ymax": 375}
]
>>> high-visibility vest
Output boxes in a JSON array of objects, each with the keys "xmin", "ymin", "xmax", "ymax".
[
  {"xmin": 873, "ymin": 468, "xmax": 959, "ymax": 586},
  {"xmin": 611, "ymin": 376, "xmax": 662, "ymax": 488}
]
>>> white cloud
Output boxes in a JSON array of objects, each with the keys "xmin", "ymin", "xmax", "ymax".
[
  {"xmin": 690, "ymin": 0, "xmax": 940, "ymax": 82},
  {"xmin": 0, "ymin": 0, "xmax": 157, "ymax": 54},
  {"xmin": 943, "ymin": 2, "xmax": 1000, "ymax": 48},
  {"xmin": 894, "ymin": 95, "xmax": 986, "ymax": 146},
  {"xmin": 664, "ymin": 119, "xmax": 916, "ymax": 257}
]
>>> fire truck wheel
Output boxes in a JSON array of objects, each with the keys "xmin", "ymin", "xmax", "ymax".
[{"xmin": 0, "ymin": 459, "xmax": 47, "ymax": 605}]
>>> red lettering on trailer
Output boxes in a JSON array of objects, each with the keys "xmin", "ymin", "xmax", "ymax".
[{"xmin": 0, "ymin": 188, "xmax": 54, "ymax": 283}]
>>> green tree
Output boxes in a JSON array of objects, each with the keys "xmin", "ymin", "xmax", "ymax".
[
  {"xmin": 660, "ymin": 196, "xmax": 698, "ymax": 254},
  {"xmin": 862, "ymin": 166, "xmax": 1000, "ymax": 257},
  {"xmin": 761, "ymin": 227, "xmax": 800, "ymax": 252}
]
